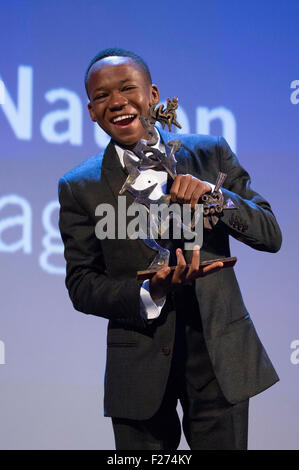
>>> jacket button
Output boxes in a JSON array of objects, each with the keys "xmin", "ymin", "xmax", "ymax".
[{"xmin": 162, "ymin": 347, "xmax": 171, "ymax": 356}]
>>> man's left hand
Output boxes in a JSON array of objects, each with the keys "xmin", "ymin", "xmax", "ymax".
[{"xmin": 170, "ymin": 174, "xmax": 211, "ymax": 210}]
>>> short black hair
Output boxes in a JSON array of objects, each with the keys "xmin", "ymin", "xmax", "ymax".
[{"xmin": 84, "ymin": 47, "xmax": 152, "ymax": 96}]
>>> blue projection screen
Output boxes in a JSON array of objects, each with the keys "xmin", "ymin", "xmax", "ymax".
[{"xmin": 0, "ymin": 0, "xmax": 298, "ymax": 450}]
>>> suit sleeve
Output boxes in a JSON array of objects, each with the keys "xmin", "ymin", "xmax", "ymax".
[
  {"xmin": 216, "ymin": 137, "xmax": 282, "ymax": 252},
  {"xmin": 58, "ymin": 176, "xmax": 147, "ymax": 330}
]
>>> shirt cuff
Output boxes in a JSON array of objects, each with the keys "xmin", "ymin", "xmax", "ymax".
[{"xmin": 140, "ymin": 280, "xmax": 166, "ymax": 320}]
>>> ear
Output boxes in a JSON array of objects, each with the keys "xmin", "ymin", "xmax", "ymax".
[
  {"xmin": 150, "ymin": 84, "xmax": 160, "ymax": 106},
  {"xmin": 87, "ymin": 102, "xmax": 97, "ymax": 122}
]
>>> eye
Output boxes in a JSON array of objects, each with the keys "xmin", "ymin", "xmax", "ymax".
[
  {"xmin": 94, "ymin": 93, "xmax": 108, "ymax": 101},
  {"xmin": 122, "ymin": 86, "xmax": 136, "ymax": 91}
]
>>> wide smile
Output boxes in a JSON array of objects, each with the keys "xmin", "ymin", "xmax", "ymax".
[{"xmin": 110, "ymin": 114, "xmax": 137, "ymax": 127}]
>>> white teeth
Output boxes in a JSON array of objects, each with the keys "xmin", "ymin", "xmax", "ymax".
[{"xmin": 112, "ymin": 114, "xmax": 135, "ymax": 123}]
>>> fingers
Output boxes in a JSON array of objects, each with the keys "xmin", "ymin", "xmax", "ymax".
[
  {"xmin": 154, "ymin": 266, "xmax": 171, "ymax": 280},
  {"xmin": 149, "ymin": 266, "xmax": 172, "ymax": 301},
  {"xmin": 171, "ymin": 246, "xmax": 224, "ymax": 286},
  {"xmin": 170, "ymin": 175, "xmax": 182, "ymax": 203},
  {"xmin": 170, "ymin": 174, "xmax": 211, "ymax": 207},
  {"xmin": 199, "ymin": 261, "xmax": 224, "ymax": 277},
  {"xmin": 171, "ymin": 246, "xmax": 201, "ymax": 285},
  {"xmin": 186, "ymin": 244, "xmax": 200, "ymax": 279},
  {"xmin": 152, "ymin": 249, "xmax": 224, "ymax": 296},
  {"xmin": 172, "ymin": 248, "xmax": 187, "ymax": 284},
  {"xmin": 190, "ymin": 187, "xmax": 204, "ymax": 211},
  {"xmin": 171, "ymin": 175, "xmax": 193, "ymax": 204}
]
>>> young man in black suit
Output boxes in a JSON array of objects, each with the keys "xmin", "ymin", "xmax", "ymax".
[{"xmin": 58, "ymin": 48, "xmax": 282, "ymax": 450}]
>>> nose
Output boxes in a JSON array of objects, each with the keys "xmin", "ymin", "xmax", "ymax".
[{"xmin": 108, "ymin": 91, "xmax": 128, "ymax": 111}]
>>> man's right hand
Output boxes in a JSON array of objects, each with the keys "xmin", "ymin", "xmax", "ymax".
[{"xmin": 149, "ymin": 245, "xmax": 223, "ymax": 302}]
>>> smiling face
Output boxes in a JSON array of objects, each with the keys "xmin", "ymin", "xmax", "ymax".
[{"xmin": 86, "ymin": 57, "xmax": 160, "ymax": 149}]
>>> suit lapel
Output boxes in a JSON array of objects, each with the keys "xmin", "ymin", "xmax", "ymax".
[
  {"xmin": 99, "ymin": 140, "xmax": 156, "ymax": 270},
  {"xmin": 100, "ymin": 140, "xmax": 136, "ymax": 207}
]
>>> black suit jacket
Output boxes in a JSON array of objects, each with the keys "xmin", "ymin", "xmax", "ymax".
[{"xmin": 58, "ymin": 129, "xmax": 282, "ymax": 419}]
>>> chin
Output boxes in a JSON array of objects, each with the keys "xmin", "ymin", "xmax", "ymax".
[
  {"xmin": 119, "ymin": 140, "xmax": 138, "ymax": 149},
  {"xmin": 116, "ymin": 134, "xmax": 141, "ymax": 148}
]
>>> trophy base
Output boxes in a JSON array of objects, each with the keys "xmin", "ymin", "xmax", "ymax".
[{"xmin": 136, "ymin": 256, "xmax": 237, "ymax": 281}]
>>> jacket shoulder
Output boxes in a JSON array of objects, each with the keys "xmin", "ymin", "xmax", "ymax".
[
  {"xmin": 178, "ymin": 132, "xmax": 220, "ymax": 151},
  {"xmin": 60, "ymin": 151, "xmax": 105, "ymax": 185},
  {"xmin": 159, "ymin": 128, "xmax": 220, "ymax": 152}
]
